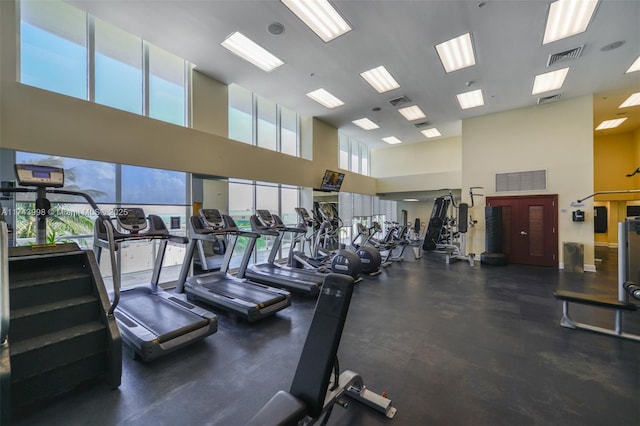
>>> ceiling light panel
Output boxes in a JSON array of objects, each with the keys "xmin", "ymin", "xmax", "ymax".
[
  {"xmin": 626, "ymin": 56, "xmax": 640, "ymax": 73},
  {"xmin": 435, "ymin": 33, "xmax": 476, "ymax": 73},
  {"xmin": 532, "ymin": 67, "xmax": 569, "ymax": 95},
  {"xmin": 360, "ymin": 66, "xmax": 401, "ymax": 93},
  {"xmin": 619, "ymin": 92, "xmax": 640, "ymax": 108},
  {"xmin": 352, "ymin": 118, "xmax": 379, "ymax": 130},
  {"xmin": 456, "ymin": 89, "xmax": 484, "ymax": 109},
  {"xmin": 421, "ymin": 128, "xmax": 442, "ymax": 138},
  {"xmin": 382, "ymin": 136, "xmax": 402, "ymax": 145},
  {"xmin": 306, "ymin": 88, "xmax": 344, "ymax": 109},
  {"xmin": 220, "ymin": 31, "xmax": 284, "ymax": 72},
  {"xmin": 281, "ymin": 0, "xmax": 351, "ymax": 43},
  {"xmin": 543, "ymin": 0, "xmax": 599, "ymax": 45},
  {"xmin": 398, "ymin": 105, "xmax": 426, "ymax": 121},
  {"xmin": 595, "ymin": 118, "xmax": 627, "ymax": 130}
]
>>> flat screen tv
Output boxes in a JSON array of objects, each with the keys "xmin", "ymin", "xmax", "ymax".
[{"xmin": 320, "ymin": 170, "xmax": 345, "ymax": 192}]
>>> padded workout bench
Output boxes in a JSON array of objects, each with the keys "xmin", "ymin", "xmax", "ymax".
[
  {"xmin": 247, "ymin": 273, "xmax": 396, "ymax": 425},
  {"xmin": 553, "ymin": 287, "xmax": 639, "ymax": 342}
]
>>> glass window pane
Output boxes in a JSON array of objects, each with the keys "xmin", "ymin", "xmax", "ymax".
[
  {"xmin": 255, "ymin": 185, "xmax": 279, "ymax": 213},
  {"xmin": 361, "ymin": 144, "xmax": 369, "ymax": 176},
  {"xmin": 20, "ymin": 0, "xmax": 87, "ymax": 99},
  {"xmin": 350, "ymin": 139, "xmax": 360, "ymax": 174},
  {"xmin": 121, "ymin": 165, "xmax": 186, "ymax": 205},
  {"xmin": 257, "ymin": 97, "xmax": 277, "ymax": 151},
  {"xmin": 339, "ymin": 134, "xmax": 349, "ymax": 170},
  {"xmin": 228, "ymin": 182, "xmax": 254, "ymax": 230},
  {"xmin": 228, "ymin": 84, "xmax": 253, "ymax": 144},
  {"xmin": 280, "ymin": 187, "xmax": 299, "ymax": 225},
  {"xmin": 280, "ymin": 106, "xmax": 298, "ymax": 156},
  {"xmin": 149, "ymin": 44, "xmax": 185, "ymax": 126},
  {"xmin": 94, "ymin": 18, "xmax": 142, "ymax": 114}
]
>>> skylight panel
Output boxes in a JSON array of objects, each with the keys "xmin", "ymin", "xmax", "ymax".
[
  {"xmin": 221, "ymin": 32, "xmax": 284, "ymax": 72},
  {"xmin": 281, "ymin": 0, "xmax": 351, "ymax": 43},
  {"xmin": 435, "ymin": 33, "xmax": 476, "ymax": 73},
  {"xmin": 306, "ymin": 88, "xmax": 344, "ymax": 108},
  {"xmin": 543, "ymin": 0, "xmax": 599, "ymax": 44}
]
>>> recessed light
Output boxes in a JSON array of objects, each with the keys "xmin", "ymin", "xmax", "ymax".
[
  {"xmin": 421, "ymin": 128, "xmax": 442, "ymax": 138},
  {"xmin": 626, "ymin": 56, "xmax": 640, "ymax": 73},
  {"xmin": 398, "ymin": 105, "xmax": 426, "ymax": 121},
  {"xmin": 281, "ymin": 0, "xmax": 351, "ymax": 43},
  {"xmin": 595, "ymin": 118, "xmax": 627, "ymax": 130},
  {"xmin": 532, "ymin": 67, "xmax": 569, "ymax": 95},
  {"xmin": 435, "ymin": 33, "xmax": 476, "ymax": 73},
  {"xmin": 619, "ymin": 92, "xmax": 640, "ymax": 108},
  {"xmin": 306, "ymin": 88, "xmax": 344, "ymax": 109},
  {"xmin": 382, "ymin": 136, "xmax": 402, "ymax": 145},
  {"xmin": 221, "ymin": 31, "xmax": 284, "ymax": 72},
  {"xmin": 360, "ymin": 66, "xmax": 401, "ymax": 93},
  {"xmin": 352, "ymin": 118, "xmax": 379, "ymax": 130},
  {"xmin": 543, "ymin": 0, "xmax": 599, "ymax": 45},
  {"xmin": 402, "ymin": 199, "xmax": 420, "ymax": 202},
  {"xmin": 456, "ymin": 89, "xmax": 484, "ymax": 109}
]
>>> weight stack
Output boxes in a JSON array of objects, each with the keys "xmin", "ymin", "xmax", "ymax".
[{"xmin": 481, "ymin": 206, "xmax": 508, "ymax": 266}]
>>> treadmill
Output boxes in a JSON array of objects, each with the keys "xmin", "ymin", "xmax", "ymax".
[
  {"xmin": 239, "ymin": 210, "xmax": 324, "ymax": 297},
  {"xmin": 175, "ymin": 209, "xmax": 291, "ymax": 322},
  {"xmin": 94, "ymin": 208, "xmax": 217, "ymax": 361}
]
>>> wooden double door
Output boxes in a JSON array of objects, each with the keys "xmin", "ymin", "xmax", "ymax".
[{"xmin": 486, "ymin": 195, "xmax": 558, "ymax": 267}]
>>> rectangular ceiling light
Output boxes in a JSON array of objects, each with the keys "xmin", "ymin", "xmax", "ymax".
[
  {"xmin": 306, "ymin": 88, "xmax": 344, "ymax": 108},
  {"xmin": 402, "ymin": 199, "xmax": 420, "ymax": 202},
  {"xmin": 435, "ymin": 33, "xmax": 476, "ymax": 73},
  {"xmin": 626, "ymin": 56, "xmax": 640, "ymax": 73},
  {"xmin": 619, "ymin": 92, "xmax": 640, "ymax": 108},
  {"xmin": 421, "ymin": 128, "xmax": 442, "ymax": 138},
  {"xmin": 543, "ymin": 0, "xmax": 599, "ymax": 45},
  {"xmin": 281, "ymin": 0, "xmax": 351, "ymax": 43},
  {"xmin": 595, "ymin": 118, "xmax": 627, "ymax": 130},
  {"xmin": 532, "ymin": 67, "xmax": 569, "ymax": 95},
  {"xmin": 221, "ymin": 31, "xmax": 284, "ymax": 72},
  {"xmin": 398, "ymin": 105, "xmax": 426, "ymax": 121},
  {"xmin": 382, "ymin": 136, "xmax": 402, "ymax": 145},
  {"xmin": 360, "ymin": 66, "xmax": 401, "ymax": 93},
  {"xmin": 352, "ymin": 118, "xmax": 379, "ymax": 130},
  {"xmin": 456, "ymin": 89, "xmax": 484, "ymax": 109}
]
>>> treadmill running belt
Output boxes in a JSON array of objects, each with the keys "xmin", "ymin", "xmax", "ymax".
[
  {"xmin": 250, "ymin": 264, "xmax": 322, "ymax": 283},
  {"xmin": 200, "ymin": 279, "xmax": 286, "ymax": 306},
  {"xmin": 118, "ymin": 288, "xmax": 208, "ymax": 343}
]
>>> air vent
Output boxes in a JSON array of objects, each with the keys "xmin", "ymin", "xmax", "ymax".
[
  {"xmin": 547, "ymin": 45, "xmax": 584, "ymax": 67},
  {"xmin": 414, "ymin": 121, "xmax": 431, "ymax": 128},
  {"xmin": 496, "ymin": 170, "xmax": 546, "ymax": 192},
  {"xmin": 537, "ymin": 94, "xmax": 562, "ymax": 104},
  {"xmin": 388, "ymin": 96, "xmax": 411, "ymax": 107}
]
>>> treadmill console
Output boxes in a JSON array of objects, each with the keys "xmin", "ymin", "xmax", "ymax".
[
  {"xmin": 117, "ymin": 208, "xmax": 148, "ymax": 233},
  {"xmin": 15, "ymin": 164, "xmax": 65, "ymax": 188},
  {"xmin": 256, "ymin": 209, "xmax": 275, "ymax": 227},
  {"xmin": 200, "ymin": 209, "xmax": 224, "ymax": 229}
]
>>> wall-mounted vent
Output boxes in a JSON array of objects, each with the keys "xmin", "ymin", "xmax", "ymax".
[
  {"xmin": 388, "ymin": 96, "xmax": 411, "ymax": 107},
  {"xmin": 414, "ymin": 121, "xmax": 431, "ymax": 128},
  {"xmin": 537, "ymin": 94, "xmax": 562, "ymax": 104},
  {"xmin": 547, "ymin": 45, "xmax": 584, "ymax": 67},
  {"xmin": 496, "ymin": 170, "xmax": 546, "ymax": 192}
]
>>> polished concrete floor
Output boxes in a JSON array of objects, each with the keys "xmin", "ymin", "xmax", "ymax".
[{"xmin": 15, "ymin": 247, "xmax": 640, "ymax": 425}]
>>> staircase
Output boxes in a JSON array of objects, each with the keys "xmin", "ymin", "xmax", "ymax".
[{"xmin": 4, "ymin": 243, "xmax": 121, "ymax": 420}]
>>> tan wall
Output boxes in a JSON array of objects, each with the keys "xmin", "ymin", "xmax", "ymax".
[
  {"xmin": 192, "ymin": 70, "xmax": 228, "ymax": 137},
  {"xmin": 594, "ymin": 132, "xmax": 637, "ymax": 199},
  {"xmin": 462, "ymin": 96, "xmax": 595, "ymax": 269}
]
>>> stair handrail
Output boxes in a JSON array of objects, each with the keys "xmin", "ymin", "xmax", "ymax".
[{"xmin": 1, "ymin": 221, "xmax": 9, "ymax": 345}]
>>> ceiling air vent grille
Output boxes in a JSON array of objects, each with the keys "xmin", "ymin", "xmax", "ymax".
[
  {"xmin": 414, "ymin": 121, "xmax": 431, "ymax": 128},
  {"xmin": 496, "ymin": 170, "xmax": 546, "ymax": 192},
  {"xmin": 547, "ymin": 45, "xmax": 584, "ymax": 67},
  {"xmin": 537, "ymin": 94, "xmax": 562, "ymax": 104},
  {"xmin": 388, "ymin": 96, "xmax": 411, "ymax": 107}
]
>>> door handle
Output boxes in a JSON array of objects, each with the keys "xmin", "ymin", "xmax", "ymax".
[{"xmin": 520, "ymin": 230, "xmax": 528, "ymax": 235}]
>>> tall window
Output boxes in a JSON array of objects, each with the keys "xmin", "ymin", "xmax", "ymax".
[
  {"xmin": 338, "ymin": 134, "xmax": 370, "ymax": 176},
  {"xmin": 19, "ymin": 0, "xmax": 189, "ymax": 127},
  {"xmin": 360, "ymin": 144, "xmax": 369, "ymax": 176},
  {"xmin": 339, "ymin": 134, "xmax": 349, "ymax": 170},
  {"xmin": 350, "ymin": 139, "xmax": 360, "ymax": 174},
  {"xmin": 94, "ymin": 18, "xmax": 143, "ymax": 114},
  {"xmin": 20, "ymin": 0, "xmax": 87, "ymax": 100},
  {"xmin": 149, "ymin": 45, "xmax": 186, "ymax": 126},
  {"xmin": 228, "ymin": 84, "xmax": 299, "ymax": 156}
]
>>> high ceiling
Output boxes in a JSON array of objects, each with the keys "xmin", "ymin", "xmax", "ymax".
[{"xmin": 70, "ymin": 0, "xmax": 640, "ymax": 149}]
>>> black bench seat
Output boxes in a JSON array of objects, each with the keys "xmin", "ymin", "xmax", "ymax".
[{"xmin": 552, "ymin": 290, "xmax": 637, "ymax": 311}]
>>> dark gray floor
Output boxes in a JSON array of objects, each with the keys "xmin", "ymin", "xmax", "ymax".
[{"xmin": 15, "ymin": 247, "xmax": 640, "ymax": 425}]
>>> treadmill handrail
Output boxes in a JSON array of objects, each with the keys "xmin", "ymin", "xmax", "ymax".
[
  {"xmin": 103, "ymin": 218, "xmax": 120, "ymax": 316},
  {"xmin": 0, "ymin": 221, "xmax": 9, "ymax": 345}
]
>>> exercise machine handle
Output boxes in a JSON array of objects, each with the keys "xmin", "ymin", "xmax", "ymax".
[
  {"xmin": 104, "ymin": 219, "xmax": 120, "ymax": 316},
  {"xmin": 0, "ymin": 222, "xmax": 9, "ymax": 345}
]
